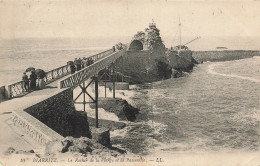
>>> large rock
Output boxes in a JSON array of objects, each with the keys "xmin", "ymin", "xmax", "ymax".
[
  {"xmin": 91, "ymin": 98, "xmax": 139, "ymax": 121},
  {"xmin": 91, "ymin": 127, "xmax": 111, "ymax": 147},
  {"xmin": 45, "ymin": 136, "xmax": 124, "ymax": 156}
]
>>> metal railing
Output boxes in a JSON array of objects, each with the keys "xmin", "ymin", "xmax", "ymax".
[
  {"xmin": 88, "ymin": 49, "xmax": 114, "ymax": 62},
  {"xmin": 5, "ymin": 48, "xmax": 115, "ymax": 99},
  {"xmin": 7, "ymin": 81, "xmax": 25, "ymax": 99},
  {"xmin": 43, "ymin": 65, "xmax": 71, "ymax": 84},
  {"xmin": 59, "ymin": 50, "xmax": 125, "ymax": 89}
]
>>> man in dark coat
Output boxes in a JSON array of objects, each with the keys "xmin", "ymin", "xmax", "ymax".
[
  {"xmin": 22, "ymin": 72, "xmax": 29, "ymax": 92},
  {"xmin": 70, "ymin": 63, "xmax": 76, "ymax": 74},
  {"xmin": 77, "ymin": 58, "xmax": 82, "ymax": 71},
  {"xmin": 29, "ymin": 71, "xmax": 37, "ymax": 91}
]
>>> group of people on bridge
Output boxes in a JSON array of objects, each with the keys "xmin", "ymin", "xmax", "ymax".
[
  {"xmin": 22, "ymin": 71, "xmax": 44, "ymax": 92},
  {"xmin": 69, "ymin": 57, "xmax": 94, "ymax": 74},
  {"xmin": 21, "ymin": 57, "xmax": 95, "ymax": 93}
]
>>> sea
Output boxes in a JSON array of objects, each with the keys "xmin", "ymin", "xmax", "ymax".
[
  {"xmin": 110, "ymin": 56, "xmax": 260, "ymax": 156},
  {"xmin": 0, "ymin": 38, "xmax": 259, "ymax": 156},
  {"xmin": 0, "ymin": 38, "xmax": 111, "ymax": 86}
]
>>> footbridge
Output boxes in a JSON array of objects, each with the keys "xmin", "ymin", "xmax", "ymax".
[
  {"xmin": 59, "ymin": 48, "xmax": 127, "ymax": 127},
  {"xmin": 0, "ymin": 47, "xmax": 128, "ymax": 152}
]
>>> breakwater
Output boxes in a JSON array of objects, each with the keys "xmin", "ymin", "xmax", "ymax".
[{"xmin": 192, "ymin": 50, "xmax": 260, "ymax": 63}]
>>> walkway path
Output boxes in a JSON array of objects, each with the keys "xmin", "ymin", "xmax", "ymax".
[
  {"xmin": 0, "ymin": 78, "xmax": 66, "ymax": 156},
  {"xmin": 0, "ymin": 49, "xmax": 123, "ymax": 157}
]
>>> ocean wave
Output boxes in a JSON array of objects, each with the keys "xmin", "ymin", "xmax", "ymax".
[{"xmin": 208, "ymin": 63, "xmax": 260, "ymax": 83}]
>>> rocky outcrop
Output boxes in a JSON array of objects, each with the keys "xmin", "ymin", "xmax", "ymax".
[
  {"xmin": 45, "ymin": 136, "xmax": 125, "ymax": 157},
  {"xmin": 166, "ymin": 50, "xmax": 197, "ymax": 72},
  {"xmin": 115, "ymin": 22, "xmax": 200, "ymax": 83},
  {"xmin": 91, "ymin": 127, "xmax": 111, "ymax": 147},
  {"xmin": 91, "ymin": 98, "xmax": 139, "ymax": 122}
]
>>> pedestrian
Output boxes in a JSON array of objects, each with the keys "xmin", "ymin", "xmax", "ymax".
[
  {"xmin": 36, "ymin": 76, "xmax": 45, "ymax": 90},
  {"xmin": 81, "ymin": 59, "xmax": 85, "ymax": 69},
  {"xmin": 70, "ymin": 63, "xmax": 76, "ymax": 74},
  {"xmin": 76, "ymin": 58, "xmax": 82, "ymax": 71},
  {"xmin": 29, "ymin": 70, "xmax": 37, "ymax": 91},
  {"xmin": 86, "ymin": 58, "xmax": 90, "ymax": 66},
  {"xmin": 74, "ymin": 58, "xmax": 78, "ymax": 71},
  {"xmin": 82, "ymin": 58, "xmax": 86, "ymax": 69},
  {"xmin": 88, "ymin": 58, "xmax": 94, "ymax": 65},
  {"xmin": 22, "ymin": 72, "xmax": 29, "ymax": 92}
]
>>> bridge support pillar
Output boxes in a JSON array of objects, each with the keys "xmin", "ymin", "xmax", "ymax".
[
  {"xmin": 83, "ymin": 81, "xmax": 86, "ymax": 112},
  {"xmin": 94, "ymin": 76, "xmax": 99, "ymax": 128},
  {"xmin": 112, "ymin": 63, "xmax": 116, "ymax": 98},
  {"xmin": 104, "ymin": 67, "xmax": 107, "ymax": 98},
  {"xmin": 73, "ymin": 76, "xmax": 99, "ymax": 128}
]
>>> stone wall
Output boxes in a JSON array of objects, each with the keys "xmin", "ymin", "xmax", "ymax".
[
  {"xmin": 24, "ymin": 88, "xmax": 91, "ymax": 138},
  {"xmin": 12, "ymin": 110, "xmax": 64, "ymax": 145},
  {"xmin": 192, "ymin": 50, "xmax": 260, "ymax": 63}
]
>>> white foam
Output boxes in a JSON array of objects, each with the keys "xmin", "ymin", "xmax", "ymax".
[
  {"xmin": 110, "ymin": 127, "xmax": 128, "ymax": 137},
  {"xmin": 208, "ymin": 63, "xmax": 260, "ymax": 83},
  {"xmin": 73, "ymin": 81, "xmax": 136, "ymax": 122},
  {"xmin": 146, "ymin": 120, "xmax": 167, "ymax": 135}
]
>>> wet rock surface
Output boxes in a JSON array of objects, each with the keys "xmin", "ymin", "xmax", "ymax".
[
  {"xmin": 91, "ymin": 127, "xmax": 111, "ymax": 147},
  {"xmin": 91, "ymin": 98, "xmax": 139, "ymax": 122}
]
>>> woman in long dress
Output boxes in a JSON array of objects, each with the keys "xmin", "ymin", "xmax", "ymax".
[{"xmin": 37, "ymin": 76, "xmax": 45, "ymax": 89}]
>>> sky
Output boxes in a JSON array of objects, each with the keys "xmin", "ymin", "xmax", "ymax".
[{"xmin": 0, "ymin": 0, "xmax": 260, "ymax": 50}]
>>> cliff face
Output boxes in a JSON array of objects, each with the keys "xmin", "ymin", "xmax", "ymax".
[
  {"xmin": 166, "ymin": 50, "xmax": 198, "ymax": 71},
  {"xmin": 115, "ymin": 50, "xmax": 165, "ymax": 84}
]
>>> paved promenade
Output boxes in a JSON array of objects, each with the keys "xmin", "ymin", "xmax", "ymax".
[
  {"xmin": 0, "ymin": 49, "xmax": 121, "ymax": 157},
  {"xmin": 0, "ymin": 78, "xmax": 65, "ymax": 156}
]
